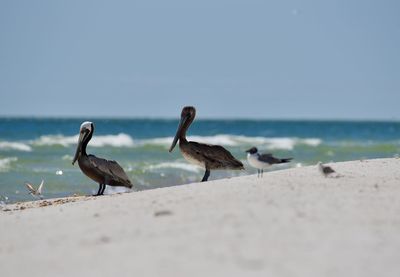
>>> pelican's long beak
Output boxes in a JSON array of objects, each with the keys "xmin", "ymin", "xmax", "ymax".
[
  {"xmin": 72, "ymin": 131, "xmax": 86, "ymax": 165},
  {"xmin": 169, "ymin": 115, "xmax": 188, "ymax": 152}
]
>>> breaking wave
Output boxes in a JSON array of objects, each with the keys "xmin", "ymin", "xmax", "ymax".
[
  {"xmin": 147, "ymin": 162, "xmax": 201, "ymax": 173},
  {"xmin": 0, "ymin": 157, "xmax": 18, "ymax": 172},
  {"xmin": 32, "ymin": 133, "xmax": 135, "ymax": 147},
  {"xmin": 141, "ymin": 135, "xmax": 322, "ymax": 150},
  {"xmin": 0, "ymin": 134, "xmax": 326, "ymax": 151},
  {"xmin": 0, "ymin": 141, "xmax": 32, "ymax": 152},
  {"xmin": 2, "ymin": 134, "xmax": 322, "ymax": 151}
]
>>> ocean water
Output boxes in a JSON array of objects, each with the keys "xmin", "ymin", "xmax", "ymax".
[{"xmin": 0, "ymin": 118, "xmax": 399, "ymax": 204}]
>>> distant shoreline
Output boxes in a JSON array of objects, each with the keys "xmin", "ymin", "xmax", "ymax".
[{"xmin": 0, "ymin": 116, "xmax": 398, "ymax": 123}]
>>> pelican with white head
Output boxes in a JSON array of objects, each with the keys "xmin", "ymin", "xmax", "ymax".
[{"xmin": 72, "ymin": 121, "xmax": 133, "ymax": 195}]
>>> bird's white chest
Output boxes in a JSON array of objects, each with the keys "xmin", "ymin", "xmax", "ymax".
[
  {"xmin": 181, "ymin": 151, "xmax": 205, "ymax": 168},
  {"xmin": 247, "ymin": 153, "xmax": 270, "ymax": 169}
]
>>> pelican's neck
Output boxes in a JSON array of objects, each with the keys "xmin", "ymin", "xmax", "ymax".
[
  {"xmin": 179, "ymin": 117, "xmax": 194, "ymax": 143},
  {"xmin": 179, "ymin": 128, "xmax": 188, "ymax": 144},
  {"xmin": 81, "ymin": 131, "xmax": 93, "ymax": 156}
]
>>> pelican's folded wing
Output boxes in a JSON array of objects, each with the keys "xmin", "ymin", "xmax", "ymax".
[
  {"xmin": 188, "ymin": 141, "xmax": 244, "ymax": 169},
  {"xmin": 87, "ymin": 155, "xmax": 132, "ymax": 188}
]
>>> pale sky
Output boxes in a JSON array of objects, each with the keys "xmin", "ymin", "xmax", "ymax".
[{"xmin": 0, "ymin": 0, "xmax": 399, "ymax": 119}]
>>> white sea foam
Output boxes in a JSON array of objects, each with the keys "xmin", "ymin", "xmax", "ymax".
[
  {"xmin": 0, "ymin": 157, "xmax": 18, "ymax": 172},
  {"xmin": 86, "ymin": 133, "xmax": 135, "ymax": 147},
  {"xmin": 147, "ymin": 162, "xmax": 201, "ymax": 173},
  {"xmin": 33, "ymin": 135, "xmax": 78, "ymax": 147},
  {"xmin": 33, "ymin": 133, "xmax": 135, "ymax": 147},
  {"xmin": 142, "ymin": 137, "xmax": 175, "ymax": 146},
  {"xmin": 26, "ymin": 133, "xmax": 321, "ymax": 150},
  {"xmin": 0, "ymin": 141, "xmax": 32, "ymax": 152},
  {"xmin": 141, "ymin": 135, "xmax": 322, "ymax": 150},
  {"xmin": 62, "ymin": 155, "xmax": 73, "ymax": 160},
  {"xmin": 262, "ymin": 137, "xmax": 322, "ymax": 150}
]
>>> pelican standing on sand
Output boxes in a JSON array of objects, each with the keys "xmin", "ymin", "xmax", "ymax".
[
  {"xmin": 169, "ymin": 106, "xmax": 244, "ymax": 182},
  {"xmin": 72, "ymin": 121, "xmax": 133, "ymax": 195}
]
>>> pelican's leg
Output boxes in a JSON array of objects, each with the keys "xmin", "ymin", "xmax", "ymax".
[
  {"xmin": 201, "ymin": 169, "xmax": 210, "ymax": 182},
  {"xmin": 257, "ymin": 169, "xmax": 260, "ymax": 178},
  {"xmin": 261, "ymin": 169, "xmax": 264, "ymax": 177},
  {"xmin": 94, "ymin": 184, "xmax": 105, "ymax": 196},
  {"xmin": 94, "ymin": 184, "xmax": 102, "ymax": 196},
  {"xmin": 100, "ymin": 184, "xmax": 106, "ymax": 195}
]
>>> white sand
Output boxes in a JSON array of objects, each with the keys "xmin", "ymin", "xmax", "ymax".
[{"xmin": 1, "ymin": 158, "xmax": 400, "ymax": 277}]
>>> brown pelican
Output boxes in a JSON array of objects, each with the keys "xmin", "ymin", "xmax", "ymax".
[
  {"xmin": 72, "ymin": 121, "xmax": 133, "ymax": 195},
  {"xmin": 169, "ymin": 106, "xmax": 244, "ymax": 182},
  {"xmin": 246, "ymin": 147, "xmax": 292, "ymax": 177}
]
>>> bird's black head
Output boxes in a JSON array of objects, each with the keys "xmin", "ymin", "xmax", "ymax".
[{"xmin": 245, "ymin": 147, "xmax": 258, "ymax": 154}]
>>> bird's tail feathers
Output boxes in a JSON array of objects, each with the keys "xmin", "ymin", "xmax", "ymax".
[
  {"xmin": 280, "ymin": 158, "xmax": 293, "ymax": 163},
  {"xmin": 126, "ymin": 182, "xmax": 133, "ymax": 189}
]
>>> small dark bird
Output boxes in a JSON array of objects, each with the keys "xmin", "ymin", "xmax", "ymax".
[
  {"xmin": 169, "ymin": 106, "xmax": 244, "ymax": 182},
  {"xmin": 246, "ymin": 147, "xmax": 292, "ymax": 177},
  {"xmin": 72, "ymin": 121, "xmax": 133, "ymax": 195},
  {"xmin": 317, "ymin": 162, "xmax": 336, "ymax": 177}
]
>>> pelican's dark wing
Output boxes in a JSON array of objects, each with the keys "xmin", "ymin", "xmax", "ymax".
[
  {"xmin": 258, "ymin": 153, "xmax": 292, "ymax": 164},
  {"xmin": 186, "ymin": 141, "xmax": 244, "ymax": 169},
  {"xmin": 87, "ymin": 155, "xmax": 132, "ymax": 188}
]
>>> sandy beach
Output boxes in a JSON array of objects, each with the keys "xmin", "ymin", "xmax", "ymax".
[{"xmin": 1, "ymin": 158, "xmax": 400, "ymax": 277}]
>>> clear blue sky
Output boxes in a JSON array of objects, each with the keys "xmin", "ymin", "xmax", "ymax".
[{"xmin": 0, "ymin": 0, "xmax": 399, "ymax": 119}]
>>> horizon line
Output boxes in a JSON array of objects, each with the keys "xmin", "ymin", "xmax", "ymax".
[{"xmin": 0, "ymin": 114, "xmax": 398, "ymax": 123}]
